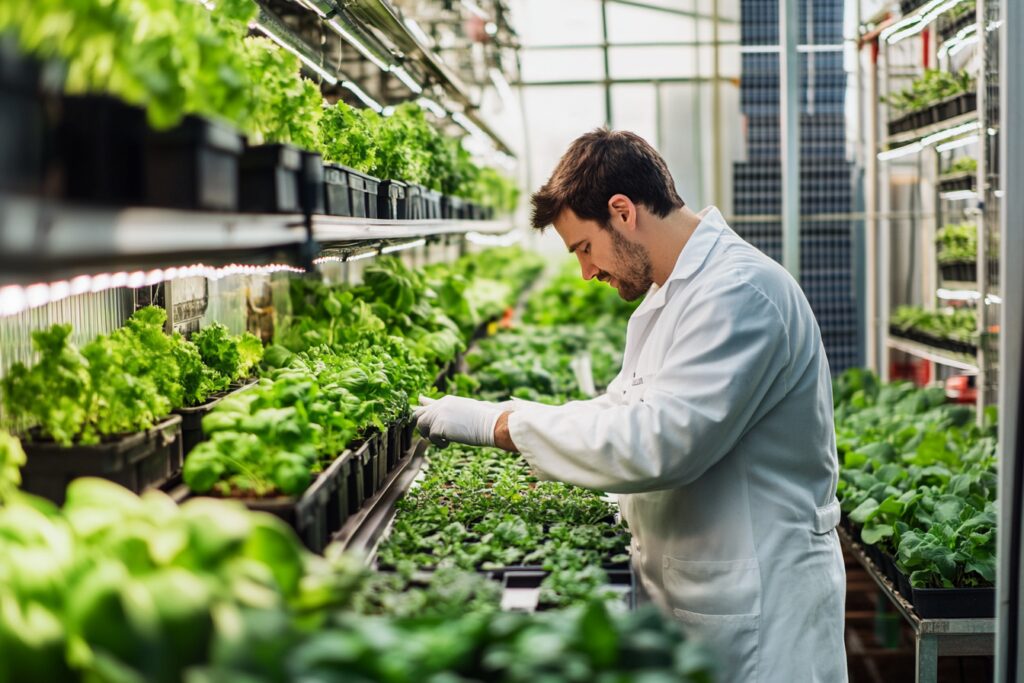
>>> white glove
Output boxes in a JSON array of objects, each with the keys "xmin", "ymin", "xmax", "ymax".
[{"xmin": 412, "ymin": 395, "xmax": 504, "ymax": 448}]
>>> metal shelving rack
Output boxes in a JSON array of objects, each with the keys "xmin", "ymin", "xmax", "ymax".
[{"xmin": 868, "ymin": 0, "xmax": 1001, "ymax": 418}]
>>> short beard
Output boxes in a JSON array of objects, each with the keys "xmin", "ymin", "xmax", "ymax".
[{"xmin": 608, "ymin": 228, "xmax": 654, "ymax": 301}]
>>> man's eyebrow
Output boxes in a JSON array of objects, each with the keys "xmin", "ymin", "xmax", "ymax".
[{"xmin": 567, "ymin": 240, "xmax": 585, "ymax": 254}]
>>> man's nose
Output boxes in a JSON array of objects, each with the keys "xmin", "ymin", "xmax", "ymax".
[{"xmin": 577, "ymin": 254, "xmax": 598, "ymax": 281}]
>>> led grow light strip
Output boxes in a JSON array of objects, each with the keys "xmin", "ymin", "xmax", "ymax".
[
  {"xmin": 390, "ymin": 66, "xmax": 423, "ymax": 95},
  {"xmin": 0, "ymin": 264, "xmax": 305, "ymax": 318},
  {"xmin": 878, "ymin": 142, "xmax": 923, "ymax": 161},
  {"xmin": 253, "ymin": 22, "xmax": 339, "ymax": 85},
  {"xmin": 327, "ymin": 19, "xmax": 392, "ymax": 72},
  {"xmin": 417, "ymin": 97, "xmax": 447, "ymax": 118},
  {"xmin": 883, "ymin": 0, "xmax": 963, "ymax": 44},
  {"xmin": 489, "ymin": 67, "xmax": 512, "ymax": 103},
  {"xmin": 341, "ymin": 80, "xmax": 384, "ymax": 113},
  {"xmin": 939, "ymin": 189, "xmax": 978, "ymax": 201},
  {"xmin": 465, "ymin": 231, "xmax": 521, "ymax": 247},
  {"xmin": 935, "ymin": 134, "xmax": 979, "ymax": 152},
  {"xmin": 381, "ymin": 239, "xmax": 427, "ymax": 255},
  {"xmin": 878, "ymin": 121, "xmax": 980, "ymax": 161},
  {"xmin": 404, "ymin": 18, "xmax": 435, "ymax": 49}
]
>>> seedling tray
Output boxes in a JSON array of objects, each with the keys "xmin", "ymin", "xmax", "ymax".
[
  {"xmin": 441, "ymin": 195, "xmax": 463, "ymax": 219},
  {"xmin": 239, "ymin": 143, "xmax": 302, "ymax": 213},
  {"xmin": 144, "ymin": 114, "xmax": 242, "ymax": 211},
  {"xmin": 499, "ymin": 568, "xmax": 635, "ymax": 612},
  {"xmin": 300, "ymin": 150, "xmax": 325, "ymax": 215},
  {"xmin": 938, "ymin": 173, "xmax": 975, "ymax": 195},
  {"xmin": 19, "ymin": 415, "xmax": 183, "ymax": 505},
  {"xmin": 378, "ymin": 179, "xmax": 408, "ymax": 219},
  {"xmin": 939, "ymin": 260, "xmax": 976, "ymax": 283},
  {"xmin": 911, "ymin": 585, "xmax": 995, "ymax": 619},
  {"xmin": 323, "ymin": 163, "xmax": 351, "ymax": 216},
  {"xmin": 242, "ymin": 451, "xmax": 346, "ymax": 554},
  {"xmin": 346, "ymin": 167, "xmax": 380, "ymax": 218},
  {"xmin": 56, "ymin": 94, "xmax": 147, "ymax": 205},
  {"xmin": 405, "ymin": 183, "xmax": 425, "ymax": 219},
  {"xmin": 173, "ymin": 380, "xmax": 257, "ymax": 457}
]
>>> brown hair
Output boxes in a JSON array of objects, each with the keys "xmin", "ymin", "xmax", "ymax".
[{"xmin": 530, "ymin": 128, "xmax": 684, "ymax": 230}]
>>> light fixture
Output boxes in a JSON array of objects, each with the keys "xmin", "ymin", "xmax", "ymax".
[
  {"xmin": 460, "ymin": 0, "xmax": 489, "ymax": 20},
  {"xmin": 381, "ymin": 239, "xmax": 427, "ymax": 254},
  {"xmin": 883, "ymin": 0, "xmax": 963, "ymax": 44},
  {"xmin": 417, "ymin": 97, "xmax": 447, "ymax": 118},
  {"xmin": 253, "ymin": 22, "xmax": 339, "ymax": 85},
  {"xmin": 0, "ymin": 263, "xmax": 306, "ymax": 318},
  {"xmin": 327, "ymin": 19, "xmax": 392, "ymax": 72},
  {"xmin": 939, "ymin": 189, "xmax": 978, "ymax": 201},
  {"xmin": 485, "ymin": 22, "xmax": 498, "ymax": 36},
  {"xmin": 935, "ymin": 134, "xmax": 979, "ymax": 152},
  {"xmin": 921, "ymin": 120, "xmax": 981, "ymax": 146},
  {"xmin": 404, "ymin": 18, "xmax": 435, "ymax": 48},
  {"xmin": 466, "ymin": 231, "xmax": 522, "ymax": 247},
  {"xmin": 341, "ymin": 80, "xmax": 384, "ymax": 113},
  {"xmin": 488, "ymin": 67, "xmax": 512, "ymax": 103},
  {"xmin": 390, "ymin": 66, "xmax": 424, "ymax": 94},
  {"xmin": 878, "ymin": 142, "xmax": 923, "ymax": 161},
  {"xmin": 937, "ymin": 287, "xmax": 979, "ymax": 301}
]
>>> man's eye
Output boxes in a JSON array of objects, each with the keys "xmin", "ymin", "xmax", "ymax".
[{"xmin": 584, "ymin": 244, "xmax": 591, "ymax": 255}]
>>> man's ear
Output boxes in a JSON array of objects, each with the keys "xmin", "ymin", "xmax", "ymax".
[{"xmin": 607, "ymin": 194, "xmax": 637, "ymax": 233}]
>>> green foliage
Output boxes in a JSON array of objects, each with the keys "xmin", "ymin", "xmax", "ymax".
[
  {"xmin": 317, "ymin": 99, "xmax": 379, "ymax": 173},
  {"xmin": 936, "ymin": 222, "xmax": 977, "ymax": 265},
  {"xmin": 943, "ymin": 156, "xmax": 977, "ymax": 177},
  {"xmin": 890, "ymin": 305, "xmax": 977, "ymax": 344},
  {"xmin": 192, "ymin": 323, "xmax": 264, "ymax": 383},
  {"xmin": 834, "ymin": 369, "xmax": 998, "ymax": 588},
  {"xmin": 240, "ymin": 37, "xmax": 322, "ymax": 148},
  {"xmin": 882, "ymin": 68, "xmax": 974, "ymax": 115},
  {"xmin": 0, "ymin": 430, "xmax": 25, "ymax": 504}
]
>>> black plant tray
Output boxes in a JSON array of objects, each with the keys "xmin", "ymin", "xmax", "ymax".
[
  {"xmin": 911, "ymin": 585, "xmax": 995, "ymax": 619},
  {"xmin": 347, "ymin": 431, "xmax": 384, "ymax": 512},
  {"xmin": 423, "ymin": 188, "xmax": 442, "ymax": 219},
  {"xmin": 144, "ymin": 114, "xmax": 242, "ymax": 211},
  {"xmin": 322, "ymin": 163, "xmax": 351, "ymax": 216},
  {"xmin": 501, "ymin": 568, "xmax": 635, "ymax": 611},
  {"xmin": 938, "ymin": 173, "xmax": 976, "ymax": 195},
  {"xmin": 173, "ymin": 380, "xmax": 257, "ymax": 457},
  {"xmin": 900, "ymin": 0, "xmax": 928, "ymax": 15},
  {"xmin": 300, "ymin": 150, "xmax": 325, "ymax": 215},
  {"xmin": 347, "ymin": 167, "xmax": 379, "ymax": 219},
  {"xmin": 325, "ymin": 450, "xmax": 353, "ymax": 538},
  {"xmin": 889, "ymin": 325, "xmax": 977, "ymax": 356},
  {"xmin": 0, "ymin": 36, "xmax": 52, "ymax": 194},
  {"xmin": 56, "ymin": 94, "xmax": 148, "ymax": 205},
  {"xmin": 441, "ymin": 194, "xmax": 463, "ymax": 219},
  {"xmin": 378, "ymin": 179, "xmax": 408, "ymax": 219},
  {"xmin": 19, "ymin": 415, "xmax": 183, "ymax": 505},
  {"xmin": 940, "ymin": 260, "xmax": 976, "ymax": 283},
  {"xmin": 385, "ymin": 418, "xmax": 407, "ymax": 472},
  {"xmin": 405, "ymin": 183, "xmax": 425, "ymax": 219},
  {"xmin": 241, "ymin": 450, "xmax": 348, "ymax": 554},
  {"xmin": 239, "ymin": 143, "xmax": 302, "ymax": 213}
]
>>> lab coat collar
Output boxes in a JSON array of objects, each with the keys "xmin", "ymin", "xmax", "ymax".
[{"xmin": 633, "ymin": 206, "xmax": 727, "ymax": 317}]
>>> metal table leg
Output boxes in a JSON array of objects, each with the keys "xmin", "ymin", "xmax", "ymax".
[{"xmin": 915, "ymin": 634, "xmax": 939, "ymax": 683}]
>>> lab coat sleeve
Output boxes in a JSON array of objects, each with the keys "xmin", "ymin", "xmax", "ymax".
[{"xmin": 508, "ymin": 278, "xmax": 791, "ymax": 493}]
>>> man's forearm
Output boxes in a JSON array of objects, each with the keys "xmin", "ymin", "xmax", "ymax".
[{"xmin": 493, "ymin": 411, "xmax": 518, "ymax": 452}]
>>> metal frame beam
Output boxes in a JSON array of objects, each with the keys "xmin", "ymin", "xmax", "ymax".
[{"xmin": 780, "ymin": 0, "xmax": 801, "ymax": 279}]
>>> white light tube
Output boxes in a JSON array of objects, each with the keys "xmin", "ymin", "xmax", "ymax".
[
  {"xmin": 935, "ymin": 134, "xmax": 979, "ymax": 152},
  {"xmin": 937, "ymin": 287, "xmax": 979, "ymax": 301},
  {"xmin": 381, "ymin": 239, "xmax": 427, "ymax": 254},
  {"xmin": 488, "ymin": 67, "xmax": 512, "ymax": 103},
  {"xmin": 341, "ymin": 80, "xmax": 384, "ymax": 112},
  {"xmin": 253, "ymin": 22, "xmax": 339, "ymax": 85},
  {"xmin": 327, "ymin": 19, "xmax": 392, "ymax": 72},
  {"xmin": 884, "ymin": 0, "xmax": 963, "ymax": 44},
  {"xmin": 921, "ymin": 120, "xmax": 981, "ymax": 146},
  {"xmin": 939, "ymin": 189, "xmax": 978, "ymax": 201},
  {"xmin": 417, "ymin": 97, "xmax": 448, "ymax": 118},
  {"xmin": 460, "ymin": 0, "xmax": 489, "ymax": 20},
  {"xmin": 404, "ymin": 18, "xmax": 435, "ymax": 48},
  {"xmin": 391, "ymin": 66, "xmax": 424, "ymax": 94},
  {"xmin": 878, "ymin": 142, "xmax": 923, "ymax": 161},
  {"xmin": 465, "ymin": 231, "xmax": 521, "ymax": 247}
]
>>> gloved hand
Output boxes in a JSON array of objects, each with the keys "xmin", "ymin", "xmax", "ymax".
[{"xmin": 413, "ymin": 395, "xmax": 505, "ymax": 448}]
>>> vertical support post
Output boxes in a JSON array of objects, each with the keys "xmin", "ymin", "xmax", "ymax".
[
  {"xmin": 975, "ymin": 0, "xmax": 990, "ymax": 421},
  {"xmin": 779, "ymin": 0, "xmax": 801, "ymax": 280},
  {"xmin": 600, "ymin": 0, "xmax": 613, "ymax": 127},
  {"xmin": 914, "ymin": 634, "xmax": 940, "ymax": 683},
  {"xmin": 712, "ymin": 0, "xmax": 723, "ymax": 208},
  {"xmin": 654, "ymin": 81, "xmax": 664, "ymax": 149},
  {"xmin": 865, "ymin": 30, "xmax": 880, "ymax": 372},
  {"xmin": 997, "ymin": 0, "xmax": 1024, "ymax": 678}
]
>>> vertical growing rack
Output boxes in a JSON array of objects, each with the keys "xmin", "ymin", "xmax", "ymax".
[{"xmin": 868, "ymin": 0, "xmax": 1002, "ymax": 419}]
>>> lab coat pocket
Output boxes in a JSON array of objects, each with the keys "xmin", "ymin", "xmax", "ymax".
[
  {"xmin": 662, "ymin": 556, "xmax": 762, "ymax": 616},
  {"xmin": 672, "ymin": 608, "xmax": 760, "ymax": 683}
]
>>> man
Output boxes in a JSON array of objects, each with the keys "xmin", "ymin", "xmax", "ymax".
[{"xmin": 415, "ymin": 129, "xmax": 848, "ymax": 682}]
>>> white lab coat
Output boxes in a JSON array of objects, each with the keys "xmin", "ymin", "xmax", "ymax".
[{"xmin": 508, "ymin": 207, "xmax": 848, "ymax": 683}]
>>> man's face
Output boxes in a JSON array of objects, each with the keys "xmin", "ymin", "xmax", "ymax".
[{"xmin": 553, "ymin": 208, "xmax": 654, "ymax": 301}]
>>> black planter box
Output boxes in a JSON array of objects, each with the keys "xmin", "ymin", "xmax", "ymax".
[
  {"xmin": 57, "ymin": 95, "xmax": 147, "ymax": 205},
  {"xmin": 897, "ymin": 569, "xmax": 914, "ymax": 601},
  {"xmin": 958, "ymin": 91, "xmax": 977, "ymax": 116},
  {"xmin": 423, "ymin": 188, "xmax": 442, "ymax": 219},
  {"xmin": 938, "ymin": 173, "xmax": 976, "ymax": 195},
  {"xmin": 378, "ymin": 179, "xmax": 408, "ymax": 219},
  {"xmin": 405, "ymin": 183, "xmax": 425, "ymax": 219},
  {"xmin": 900, "ymin": 0, "xmax": 928, "ymax": 15},
  {"xmin": 441, "ymin": 194, "xmax": 463, "ymax": 219},
  {"xmin": 323, "ymin": 163, "xmax": 351, "ymax": 216},
  {"xmin": 144, "ymin": 115, "xmax": 242, "ymax": 211},
  {"xmin": 241, "ymin": 451, "xmax": 346, "ymax": 554},
  {"xmin": 300, "ymin": 150, "xmax": 325, "ymax": 215},
  {"xmin": 346, "ymin": 168, "xmax": 379, "ymax": 219},
  {"xmin": 0, "ymin": 37, "xmax": 50, "ymax": 194},
  {"xmin": 402, "ymin": 419, "xmax": 416, "ymax": 456},
  {"xmin": 912, "ymin": 586, "xmax": 995, "ymax": 619},
  {"xmin": 173, "ymin": 381, "xmax": 256, "ymax": 458},
  {"xmin": 346, "ymin": 440, "xmax": 369, "ymax": 514},
  {"xmin": 239, "ymin": 143, "xmax": 302, "ymax": 213},
  {"xmin": 940, "ymin": 261, "xmax": 976, "ymax": 283},
  {"xmin": 19, "ymin": 415, "xmax": 183, "ymax": 505},
  {"xmin": 324, "ymin": 451, "xmax": 352, "ymax": 538}
]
